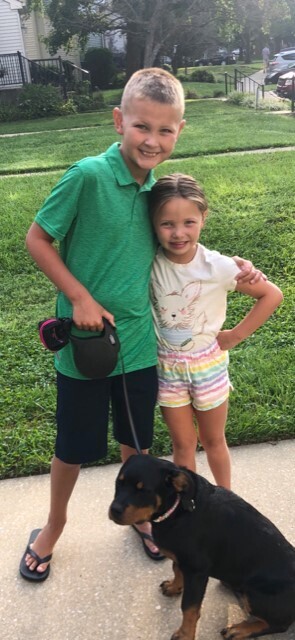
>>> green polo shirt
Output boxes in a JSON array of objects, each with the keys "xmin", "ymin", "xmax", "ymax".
[{"xmin": 35, "ymin": 143, "xmax": 158, "ymax": 378}]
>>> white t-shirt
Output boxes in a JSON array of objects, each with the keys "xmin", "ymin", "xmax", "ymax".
[{"xmin": 151, "ymin": 244, "xmax": 240, "ymax": 352}]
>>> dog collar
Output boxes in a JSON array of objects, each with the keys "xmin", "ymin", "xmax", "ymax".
[{"xmin": 152, "ymin": 495, "xmax": 181, "ymax": 523}]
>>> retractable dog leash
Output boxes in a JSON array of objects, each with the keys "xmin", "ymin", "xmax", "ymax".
[
  {"xmin": 120, "ymin": 357, "xmax": 142, "ymax": 454},
  {"xmin": 38, "ymin": 316, "xmax": 142, "ymax": 454}
]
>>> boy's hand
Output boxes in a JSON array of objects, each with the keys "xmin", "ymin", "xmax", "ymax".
[
  {"xmin": 232, "ymin": 256, "xmax": 267, "ymax": 284},
  {"xmin": 217, "ymin": 329, "xmax": 241, "ymax": 351},
  {"xmin": 72, "ymin": 294, "xmax": 115, "ymax": 331}
]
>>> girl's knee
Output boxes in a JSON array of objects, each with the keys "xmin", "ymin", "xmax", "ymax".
[
  {"xmin": 200, "ymin": 434, "xmax": 227, "ymax": 451},
  {"xmin": 173, "ymin": 433, "xmax": 197, "ymax": 451}
]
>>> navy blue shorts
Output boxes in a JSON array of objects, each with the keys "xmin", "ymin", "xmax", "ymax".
[{"xmin": 55, "ymin": 367, "xmax": 158, "ymax": 464}]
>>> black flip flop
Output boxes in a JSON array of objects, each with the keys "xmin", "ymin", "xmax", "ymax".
[
  {"xmin": 131, "ymin": 525, "xmax": 166, "ymax": 561},
  {"xmin": 19, "ymin": 529, "xmax": 52, "ymax": 582}
]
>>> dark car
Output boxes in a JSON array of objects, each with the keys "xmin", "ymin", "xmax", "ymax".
[
  {"xmin": 265, "ymin": 62, "xmax": 295, "ymax": 85},
  {"xmin": 195, "ymin": 53, "xmax": 236, "ymax": 66},
  {"xmin": 276, "ymin": 71, "xmax": 295, "ymax": 98}
]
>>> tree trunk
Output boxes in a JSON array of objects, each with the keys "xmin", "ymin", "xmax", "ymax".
[
  {"xmin": 142, "ymin": 1, "xmax": 163, "ymax": 67},
  {"xmin": 244, "ymin": 29, "xmax": 252, "ymax": 63},
  {"xmin": 126, "ymin": 29, "xmax": 143, "ymax": 78}
]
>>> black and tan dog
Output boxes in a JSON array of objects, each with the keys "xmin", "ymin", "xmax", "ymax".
[{"xmin": 109, "ymin": 454, "xmax": 295, "ymax": 640}]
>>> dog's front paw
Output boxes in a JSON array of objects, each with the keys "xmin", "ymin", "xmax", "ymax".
[
  {"xmin": 171, "ymin": 629, "xmax": 192, "ymax": 640},
  {"xmin": 221, "ymin": 623, "xmax": 252, "ymax": 640},
  {"xmin": 160, "ymin": 579, "xmax": 183, "ymax": 597},
  {"xmin": 221, "ymin": 628, "xmax": 235, "ymax": 640}
]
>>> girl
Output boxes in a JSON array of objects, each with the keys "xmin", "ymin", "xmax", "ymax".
[{"xmin": 149, "ymin": 173, "xmax": 283, "ymax": 488}]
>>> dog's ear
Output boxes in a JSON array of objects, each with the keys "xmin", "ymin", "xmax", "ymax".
[
  {"xmin": 165, "ymin": 468, "xmax": 193, "ymax": 494},
  {"xmin": 170, "ymin": 470, "xmax": 191, "ymax": 493},
  {"xmin": 166, "ymin": 469, "xmax": 196, "ymax": 512}
]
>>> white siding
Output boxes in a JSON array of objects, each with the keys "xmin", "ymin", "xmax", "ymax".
[
  {"xmin": 87, "ymin": 33, "xmax": 104, "ymax": 49},
  {"xmin": 0, "ymin": 0, "xmax": 25, "ymax": 55}
]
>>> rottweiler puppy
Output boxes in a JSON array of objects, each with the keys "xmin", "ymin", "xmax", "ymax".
[{"xmin": 109, "ymin": 454, "xmax": 295, "ymax": 640}]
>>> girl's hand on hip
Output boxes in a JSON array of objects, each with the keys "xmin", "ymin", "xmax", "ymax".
[
  {"xmin": 217, "ymin": 330, "xmax": 241, "ymax": 351},
  {"xmin": 232, "ymin": 256, "xmax": 267, "ymax": 284}
]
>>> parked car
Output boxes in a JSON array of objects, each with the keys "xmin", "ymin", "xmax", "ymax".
[
  {"xmin": 268, "ymin": 49, "xmax": 295, "ymax": 74},
  {"xmin": 195, "ymin": 52, "xmax": 236, "ymax": 66},
  {"xmin": 276, "ymin": 70, "xmax": 295, "ymax": 98},
  {"xmin": 265, "ymin": 62, "xmax": 295, "ymax": 85}
]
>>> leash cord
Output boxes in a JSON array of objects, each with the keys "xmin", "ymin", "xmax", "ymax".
[{"xmin": 120, "ymin": 353, "xmax": 142, "ymax": 455}]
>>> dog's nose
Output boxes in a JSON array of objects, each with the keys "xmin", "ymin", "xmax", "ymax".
[{"xmin": 109, "ymin": 500, "xmax": 124, "ymax": 520}]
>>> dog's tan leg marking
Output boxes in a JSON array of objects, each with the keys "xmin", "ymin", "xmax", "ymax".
[
  {"xmin": 160, "ymin": 562, "xmax": 184, "ymax": 597},
  {"xmin": 221, "ymin": 618, "xmax": 270, "ymax": 639},
  {"xmin": 171, "ymin": 605, "xmax": 201, "ymax": 640}
]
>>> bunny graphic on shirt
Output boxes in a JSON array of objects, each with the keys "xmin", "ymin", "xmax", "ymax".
[{"xmin": 151, "ymin": 279, "xmax": 207, "ymax": 351}]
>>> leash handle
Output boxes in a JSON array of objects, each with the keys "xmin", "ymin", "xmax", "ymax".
[{"xmin": 120, "ymin": 353, "xmax": 142, "ymax": 455}]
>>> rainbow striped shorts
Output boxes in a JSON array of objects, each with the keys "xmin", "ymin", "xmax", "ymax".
[{"xmin": 157, "ymin": 340, "xmax": 231, "ymax": 411}]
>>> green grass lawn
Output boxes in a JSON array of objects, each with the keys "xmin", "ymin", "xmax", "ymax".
[
  {"xmin": 182, "ymin": 81, "xmax": 225, "ymax": 98},
  {"xmin": 178, "ymin": 62, "xmax": 264, "ymax": 81},
  {"xmin": 1, "ymin": 100, "xmax": 295, "ymax": 174},
  {"xmin": 0, "ymin": 109, "xmax": 114, "ymax": 134},
  {"xmin": 1, "ymin": 123, "xmax": 294, "ymax": 478}
]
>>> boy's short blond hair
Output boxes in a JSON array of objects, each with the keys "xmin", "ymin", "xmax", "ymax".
[{"xmin": 121, "ymin": 67, "xmax": 185, "ymax": 116}]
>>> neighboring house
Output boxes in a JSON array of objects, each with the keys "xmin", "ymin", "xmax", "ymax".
[
  {"xmin": 0, "ymin": 0, "xmax": 25, "ymax": 56},
  {"xmin": 87, "ymin": 30, "xmax": 125, "ymax": 54},
  {"xmin": 0, "ymin": 0, "xmax": 125, "ymax": 92},
  {"xmin": 22, "ymin": 6, "xmax": 81, "ymax": 65},
  {"xmin": 0, "ymin": 0, "xmax": 81, "ymax": 90}
]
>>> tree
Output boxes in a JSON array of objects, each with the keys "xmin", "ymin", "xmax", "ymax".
[
  {"xmin": 220, "ymin": 0, "xmax": 294, "ymax": 62},
  {"xmin": 23, "ymin": 1, "xmax": 117, "ymax": 52},
  {"xmin": 113, "ymin": 0, "xmax": 222, "ymax": 74},
  {"xmin": 23, "ymin": 0, "xmax": 229, "ymax": 77},
  {"xmin": 264, "ymin": 0, "xmax": 295, "ymax": 51}
]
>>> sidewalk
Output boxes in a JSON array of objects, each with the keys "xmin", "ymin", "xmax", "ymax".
[
  {"xmin": 240, "ymin": 69, "xmax": 281, "ymax": 102},
  {"xmin": 0, "ymin": 440, "xmax": 294, "ymax": 640}
]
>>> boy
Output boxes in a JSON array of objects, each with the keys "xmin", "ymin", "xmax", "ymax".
[{"xmin": 20, "ymin": 68, "xmax": 260, "ymax": 581}]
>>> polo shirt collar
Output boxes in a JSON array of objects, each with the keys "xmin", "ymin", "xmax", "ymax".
[{"xmin": 106, "ymin": 143, "xmax": 155, "ymax": 192}]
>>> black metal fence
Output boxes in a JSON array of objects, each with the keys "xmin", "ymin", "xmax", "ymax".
[
  {"xmin": 224, "ymin": 68, "xmax": 264, "ymax": 98},
  {"xmin": 0, "ymin": 52, "xmax": 29, "ymax": 86},
  {"xmin": 0, "ymin": 52, "xmax": 89, "ymax": 99}
]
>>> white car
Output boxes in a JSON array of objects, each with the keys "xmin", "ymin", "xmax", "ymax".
[{"xmin": 268, "ymin": 49, "xmax": 295, "ymax": 72}]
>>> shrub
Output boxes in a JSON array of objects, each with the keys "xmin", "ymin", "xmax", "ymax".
[
  {"xmin": 213, "ymin": 89, "xmax": 225, "ymax": 98},
  {"xmin": 83, "ymin": 48, "xmax": 116, "ymax": 90},
  {"xmin": 185, "ymin": 89, "xmax": 199, "ymax": 99},
  {"xmin": 177, "ymin": 73, "xmax": 190, "ymax": 82},
  {"xmin": 190, "ymin": 69, "xmax": 215, "ymax": 83},
  {"xmin": 112, "ymin": 72, "xmax": 126, "ymax": 88},
  {"xmin": 72, "ymin": 93, "xmax": 104, "ymax": 112},
  {"xmin": 226, "ymin": 91, "xmax": 286, "ymax": 111},
  {"xmin": 17, "ymin": 84, "xmax": 63, "ymax": 118},
  {"xmin": 162, "ymin": 63, "xmax": 172, "ymax": 73},
  {"xmin": 73, "ymin": 80, "xmax": 92, "ymax": 95},
  {"xmin": 0, "ymin": 103, "xmax": 20, "ymax": 122},
  {"xmin": 226, "ymin": 90, "xmax": 245, "ymax": 105},
  {"xmin": 91, "ymin": 93, "xmax": 105, "ymax": 109},
  {"xmin": 59, "ymin": 99, "xmax": 78, "ymax": 115}
]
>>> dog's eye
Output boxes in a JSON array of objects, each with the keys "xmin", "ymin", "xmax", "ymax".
[{"xmin": 136, "ymin": 481, "xmax": 144, "ymax": 490}]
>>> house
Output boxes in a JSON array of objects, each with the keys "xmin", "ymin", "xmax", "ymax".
[
  {"xmin": 0, "ymin": 0, "xmax": 81, "ymax": 92},
  {"xmin": 0, "ymin": 0, "xmax": 125, "ymax": 95},
  {"xmin": 0, "ymin": 0, "xmax": 25, "ymax": 57}
]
